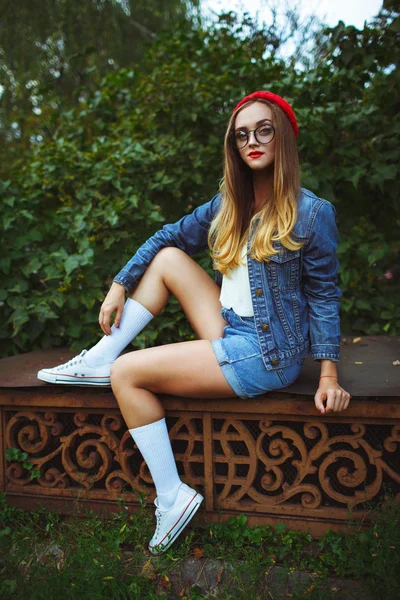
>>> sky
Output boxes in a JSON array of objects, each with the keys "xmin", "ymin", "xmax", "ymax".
[{"xmin": 202, "ymin": 0, "xmax": 383, "ymax": 29}]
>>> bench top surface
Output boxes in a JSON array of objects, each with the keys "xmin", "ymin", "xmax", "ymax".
[{"xmin": 0, "ymin": 336, "xmax": 399, "ymax": 397}]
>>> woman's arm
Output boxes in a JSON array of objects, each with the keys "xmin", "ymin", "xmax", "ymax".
[
  {"xmin": 302, "ymin": 200, "xmax": 342, "ymax": 363},
  {"xmin": 98, "ymin": 193, "xmax": 221, "ymax": 334},
  {"xmin": 113, "ymin": 193, "xmax": 221, "ymax": 295},
  {"xmin": 301, "ymin": 200, "xmax": 350, "ymax": 413}
]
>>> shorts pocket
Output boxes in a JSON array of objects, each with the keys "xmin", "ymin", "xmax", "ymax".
[
  {"xmin": 276, "ymin": 360, "xmax": 303, "ymax": 387},
  {"xmin": 236, "ymin": 314, "xmax": 256, "ymax": 329},
  {"xmin": 276, "ymin": 369, "xmax": 290, "ymax": 387}
]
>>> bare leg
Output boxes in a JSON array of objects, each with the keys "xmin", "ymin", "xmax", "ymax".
[
  {"xmin": 112, "ymin": 248, "xmax": 234, "ymax": 551},
  {"xmin": 129, "ymin": 246, "xmax": 227, "ymax": 341},
  {"xmin": 111, "ymin": 247, "xmax": 235, "ymax": 428}
]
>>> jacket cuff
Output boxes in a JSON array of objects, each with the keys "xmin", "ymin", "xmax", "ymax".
[
  {"xmin": 311, "ymin": 344, "xmax": 340, "ymax": 362},
  {"xmin": 113, "ymin": 270, "xmax": 137, "ymax": 295}
]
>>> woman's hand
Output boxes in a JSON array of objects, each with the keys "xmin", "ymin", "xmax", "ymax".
[
  {"xmin": 99, "ymin": 282, "xmax": 126, "ymax": 335},
  {"xmin": 314, "ymin": 377, "xmax": 351, "ymax": 414}
]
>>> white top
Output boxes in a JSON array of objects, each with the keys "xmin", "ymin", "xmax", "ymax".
[{"xmin": 219, "ymin": 241, "xmax": 254, "ymax": 316}]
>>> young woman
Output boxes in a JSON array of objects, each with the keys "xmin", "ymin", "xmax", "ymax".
[{"xmin": 38, "ymin": 91, "xmax": 351, "ymax": 554}]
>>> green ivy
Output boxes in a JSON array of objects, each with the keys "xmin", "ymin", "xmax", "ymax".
[{"xmin": 5, "ymin": 448, "xmax": 41, "ymax": 480}]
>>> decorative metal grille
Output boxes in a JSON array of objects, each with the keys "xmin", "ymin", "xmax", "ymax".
[{"xmin": 3, "ymin": 407, "xmax": 399, "ymax": 531}]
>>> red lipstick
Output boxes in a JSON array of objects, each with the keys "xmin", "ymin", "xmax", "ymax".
[{"xmin": 248, "ymin": 152, "xmax": 264, "ymax": 158}]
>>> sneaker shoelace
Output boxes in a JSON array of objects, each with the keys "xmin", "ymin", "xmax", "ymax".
[
  {"xmin": 154, "ymin": 503, "xmax": 171, "ymax": 538},
  {"xmin": 155, "ymin": 509, "xmax": 162, "ymax": 535},
  {"xmin": 56, "ymin": 350, "xmax": 87, "ymax": 371}
]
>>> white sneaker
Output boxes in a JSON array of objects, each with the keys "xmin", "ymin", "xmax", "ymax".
[
  {"xmin": 37, "ymin": 350, "xmax": 112, "ymax": 386},
  {"xmin": 148, "ymin": 482, "xmax": 204, "ymax": 555}
]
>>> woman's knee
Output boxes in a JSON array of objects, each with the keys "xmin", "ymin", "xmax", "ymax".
[
  {"xmin": 156, "ymin": 246, "xmax": 186, "ymax": 260},
  {"xmin": 110, "ymin": 354, "xmax": 136, "ymax": 388},
  {"xmin": 151, "ymin": 246, "xmax": 188, "ymax": 273}
]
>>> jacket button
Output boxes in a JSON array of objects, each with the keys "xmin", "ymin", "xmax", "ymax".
[
  {"xmin": 255, "ymin": 289, "xmax": 263, "ymax": 296},
  {"xmin": 271, "ymin": 359, "xmax": 279, "ymax": 366},
  {"xmin": 261, "ymin": 323, "xmax": 269, "ymax": 331}
]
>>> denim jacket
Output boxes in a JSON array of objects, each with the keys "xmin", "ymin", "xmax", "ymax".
[{"xmin": 113, "ymin": 187, "xmax": 342, "ymax": 370}]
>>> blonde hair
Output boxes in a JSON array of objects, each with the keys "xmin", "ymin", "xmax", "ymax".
[{"xmin": 208, "ymin": 99, "xmax": 304, "ymax": 277}]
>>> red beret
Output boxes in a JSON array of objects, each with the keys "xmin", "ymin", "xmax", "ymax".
[{"xmin": 232, "ymin": 91, "xmax": 298, "ymax": 138}]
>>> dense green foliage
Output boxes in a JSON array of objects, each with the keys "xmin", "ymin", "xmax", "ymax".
[
  {"xmin": 0, "ymin": 10, "xmax": 399, "ymax": 357},
  {"xmin": 0, "ymin": 0, "xmax": 201, "ymax": 169}
]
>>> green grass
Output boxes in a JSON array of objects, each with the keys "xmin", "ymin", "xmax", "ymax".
[{"xmin": 0, "ymin": 489, "xmax": 399, "ymax": 600}]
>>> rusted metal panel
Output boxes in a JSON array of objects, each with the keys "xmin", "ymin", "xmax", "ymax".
[
  {"xmin": 1, "ymin": 341, "xmax": 399, "ymax": 535},
  {"xmin": 0, "ymin": 389, "xmax": 120, "ymax": 408},
  {"xmin": 0, "ymin": 407, "xmax": 4, "ymax": 492},
  {"xmin": 2, "ymin": 404, "xmax": 400, "ymax": 535},
  {"xmin": 2, "ymin": 389, "xmax": 400, "ymax": 419},
  {"xmin": 203, "ymin": 412, "xmax": 214, "ymax": 513}
]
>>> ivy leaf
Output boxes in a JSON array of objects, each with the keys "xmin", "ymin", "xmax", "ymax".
[
  {"xmin": 274, "ymin": 521, "xmax": 287, "ymax": 535},
  {"xmin": 65, "ymin": 255, "xmax": 82, "ymax": 275},
  {"xmin": 9, "ymin": 309, "xmax": 30, "ymax": 336}
]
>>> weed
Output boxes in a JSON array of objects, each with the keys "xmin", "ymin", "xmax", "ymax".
[{"xmin": 0, "ymin": 490, "xmax": 399, "ymax": 599}]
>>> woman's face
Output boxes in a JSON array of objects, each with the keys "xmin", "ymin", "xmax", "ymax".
[{"xmin": 233, "ymin": 102, "xmax": 276, "ymax": 171}]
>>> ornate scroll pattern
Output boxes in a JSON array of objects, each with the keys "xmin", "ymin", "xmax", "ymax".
[
  {"xmin": 213, "ymin": 419, "xmax": 400, "ymax": 510},
  {"xmin": 4, "ymin": 410, "xmax": 400, "ymax": 515},
  {"xmin": 6, "ymin": 411, "xmax": 67, "ymax": 488},
  {"xmin": 104, "ymin": 416, "xmax": 204, "ymax": 497},
  {"xmin": 5, "ymin": 411, "xmax": 203, "ymax": 500}
]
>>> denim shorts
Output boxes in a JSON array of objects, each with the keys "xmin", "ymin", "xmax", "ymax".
[{"xmin": 211, "ymin": 307, "xmax": 304, "ymax": 400}]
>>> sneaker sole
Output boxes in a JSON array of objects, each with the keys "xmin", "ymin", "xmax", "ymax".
[
  {"xmin": 37, "ymin": 370, "xmax": 111, "ymax": 386},
  {"xmin": 148, "ymin": 493, "xmax": 204, "ymax": 555}
]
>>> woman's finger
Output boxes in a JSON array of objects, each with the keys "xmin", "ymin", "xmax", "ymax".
[
  {"xmin": 102, "ymin": 309, "xmax": 113, "ymax": 335},
  {"xmin": 325, "ymin": 389, "xmax": 337, "ymax": 413},
  {"xmin": 101, "ymin": 319, "xmax": 109, "ymax": 336},
  {"xmin": 314, "ymin": 390, "xmax": 326, "ymax": 414},
  {"xmin": 98, "ymin": 309, "xmax": 103, "ymax": 326},
  {"xmin": 337, "ymin": 391, "xmax": 346, "ymax": 412},
  {"xmin": 114, "ymin": 303, "xmax": 124, "ymax": 329},
  {"xmin": 343, "ymin": 393, "xmax": 351, "ymax": 411}
]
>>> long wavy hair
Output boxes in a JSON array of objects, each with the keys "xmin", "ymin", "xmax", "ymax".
[{"xmin": 208, "ymin": 99, "xmax": 304, "ymax": 277}]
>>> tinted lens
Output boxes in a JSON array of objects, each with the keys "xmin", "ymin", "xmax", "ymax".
[
  {"xmin": 233, "ymin": 124, "xmax": 275, "ymax": 149},
  {"xmin": 255, "ymin": 124, "xmax": 274, "ymax": 144},
  {"xmin": 234, "ymin": 131, "xmax": 248, "ymax": 149}
]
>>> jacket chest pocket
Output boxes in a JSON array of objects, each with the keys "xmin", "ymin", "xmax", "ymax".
[{"xmin": 265, "ymin": 245, "xmax": 301, "ymax": 291}]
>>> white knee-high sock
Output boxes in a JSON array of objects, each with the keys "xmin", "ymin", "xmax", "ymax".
[
  {"xmin": 129, "ymin": 417, "xmax": 182, "ymax": 511},
  {"xmin": 84, "ymin": 298, "xmax": 154, "ymax": 367}
]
